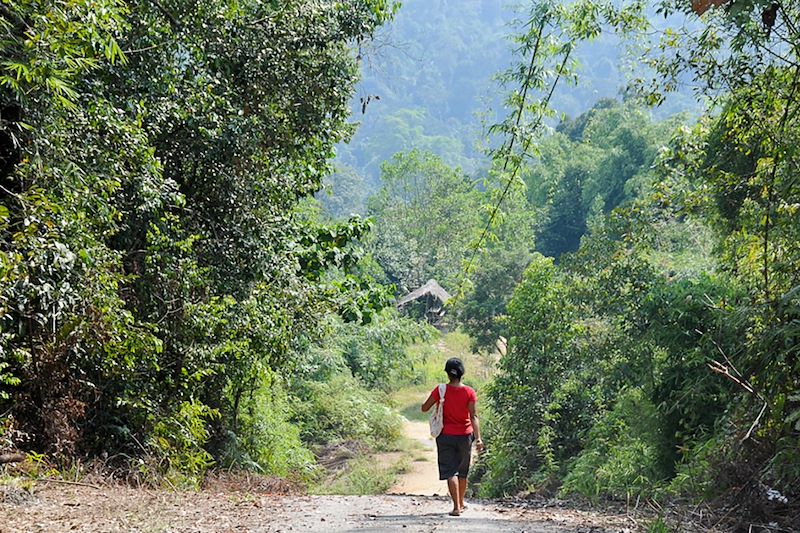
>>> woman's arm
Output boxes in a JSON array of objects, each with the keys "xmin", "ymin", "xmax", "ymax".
[
  {"xmin": 421, "ymin": 391, "xmax": 437, "ymax": 413},
  {"xmin": 467, "ymin": 401, "xmax": 485, "ymax": 452}
]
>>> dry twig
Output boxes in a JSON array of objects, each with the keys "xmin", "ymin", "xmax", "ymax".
[
  {"xmin": 34, "ymin": 478, "xmax": 103, "ymax": 490},
  {"xmin": 0, "ymin": 453, "xmax": 25, "ymax": 464},
  {"xmin": 707, "ymin": 360, "xmax": 769, "ymax": 442}
]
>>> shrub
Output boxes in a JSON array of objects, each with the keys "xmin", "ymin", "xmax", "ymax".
[
  {"xmin": 146, "ymin": 400, "xmax": 217, "ymax": 489},
  {"xmin": 293, "ymin": 373, "xmax": 402, "ymax": 450},
  {"xmin": 223, "ymin": 376, "xmax": 317, "ymax": 482},
  {"xmin": 301, "ymin": 310, "xmax": 435, "ymax": 390},
  {"xmin": 561, "ymin": 388, "xmax": 669, "ymax": 500},
  {"xmin": 664, "ymin": 434, "xmax": 722, "ymax": 498}
]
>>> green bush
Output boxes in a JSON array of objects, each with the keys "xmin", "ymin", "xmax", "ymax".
[
  {"xmin": 293, "ymin": 373, "xmax": 402, "ymax": 450},
  {"xmin": 665, "ymin": 434, "xmax": 724, "ymax": 498},
  {"xmin": 301, "ymin": 310, "xmax": 435, "ymax": 390},
  {"xmin": 224, "ymin": 376, "xmax": 317, "ymax": 482},
  {"xmin": 475, "ymin": 428, "xmax": 540, "ymax": 497},
  {"xmin": 561, "ymin": 389, "xmax": 669, "ymax": 500},
  {"xmin": 146, "ymin": 400, "xmax": 217, "ymax": 489}
]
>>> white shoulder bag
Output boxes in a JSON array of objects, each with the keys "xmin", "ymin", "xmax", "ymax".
[{"xmin": 429, "ymin": 383, "xmax": 446, "ymax": 438}]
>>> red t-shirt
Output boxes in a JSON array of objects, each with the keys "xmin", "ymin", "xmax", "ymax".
[{"xmin": 431, "ymin": 384, "xmax": 477, "ymax": 436}]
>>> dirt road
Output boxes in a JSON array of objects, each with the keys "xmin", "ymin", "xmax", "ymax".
[
  {"xmin": 386, "ymin": 419, "xmax": 443, "ymax": 496},
  {"xmin": 0, "ymin": 417, "xmax": 636, "ymax": 532},
  {"xmin": 0, "ymin": 483, "xmax": 636, "ymax": 532}
]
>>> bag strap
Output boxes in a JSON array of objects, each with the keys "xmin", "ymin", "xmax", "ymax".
[{"xmin": 438, "ymin": 383, "xmax": 446, "ymax": 402}]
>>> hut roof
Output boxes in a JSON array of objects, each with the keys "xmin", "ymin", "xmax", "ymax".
[{"xmin": 397, "ymin": 279, "xmax": 452, "ymax": 307}]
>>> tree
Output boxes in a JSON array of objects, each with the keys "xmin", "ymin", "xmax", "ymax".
[
  {"xmin": 0, "ymin": 0, "xmax": 395, "ymax": 476},
  {"xmin": 367, "ymin": 150, "xmax": 483, "ymax": 292},
  {"xmin": 456, "ymin": 173, "xmax": 537, "ymax": 352},
  {"xmin": 526, "ymin": 100, "xmax": 667, "ymax": 259},
  {"xmin": 637, "ymin": 0, "xmax": 800, "ymax": 516},
  {"xmin": 318, "ymin": 165, "xmax": 371, "ymax": 219}
]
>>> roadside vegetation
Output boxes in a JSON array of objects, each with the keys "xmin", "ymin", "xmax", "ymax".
[{"xmin": 311, "ymin": 330, "xmax": 496, "ymax": 496}]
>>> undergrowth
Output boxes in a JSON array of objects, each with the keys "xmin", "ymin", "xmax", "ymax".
[
  {"xmin": 293, "ymin": 373, "xmax": 403, "ymax": 450},
  {"xmin": 1, "ymin": 324, "xmax": 490, "ymax": 496},
  {"xmin": 314, "ymin": 454, "xmax": 406, "ymax": 495}
]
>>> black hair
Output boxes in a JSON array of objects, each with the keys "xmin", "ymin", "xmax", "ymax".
[{"xmin": 444, "ymin": 357, "xmax": 465, "ymax": 379}]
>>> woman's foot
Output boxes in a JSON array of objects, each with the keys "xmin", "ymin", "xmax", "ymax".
[
  {"xmin": 448, "ymin": 508, "xmax": 461, "ymax": 516},
  {"xmin": 459, "ymin": 503, "xmax": 468, "ymax": 512}
]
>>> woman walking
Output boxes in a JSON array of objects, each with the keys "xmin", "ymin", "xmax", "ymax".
[{"xmin": 421, "ymin": 357, "xmax": 484, "ymax": 516}]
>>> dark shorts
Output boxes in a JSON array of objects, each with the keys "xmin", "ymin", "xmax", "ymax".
[{"xmin": 436, "ymin": 433, "xmax": 473, "ymax": 480}]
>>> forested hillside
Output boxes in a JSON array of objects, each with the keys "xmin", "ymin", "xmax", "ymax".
[
  {"xmin": 2, "ymin": 0, "xmax": 800, "ymax": 531},
  {"xmin": 320, "ymin": 0, "xmax": 698, "ymax": 219}
]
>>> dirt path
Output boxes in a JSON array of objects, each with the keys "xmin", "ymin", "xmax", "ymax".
[
  {"xmin": 386, "ymin": 418, "xmax": 443, "ymax": 496},
  {"xmin": 1, "ymin": 336, "xmax": 639, "ymax": 531},
  {"xmin": 1, "ymin": 415, "xmax": 635, "ymax": 531},
  {"xmin": 384, "ymin": 333, "xmax": 489, "ymax": 498},
  {"xmin": 0, "ymin": 484, "xmax": 637, "ymax": 532}
]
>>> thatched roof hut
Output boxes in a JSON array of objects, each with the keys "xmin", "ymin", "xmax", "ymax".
[
  {"xmin": 397, "ymin": 279, "xmax": 452, "ymax": 328},
  {"xmin": 397, "ymin": 279, "xmax": 451, "ymax": 307}
]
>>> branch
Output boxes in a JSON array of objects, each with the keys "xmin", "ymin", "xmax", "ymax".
[
  {"xmin": 0, "ymin": 452, "xmax": 25, "ymax": 464},
  {"xmin": 707, "ymin": 360, "xmax": 757, "ymax": 396},
  {"xmin": 148, "ymin": 0, "xmax": 181, "ymax": 30},
  {"xmin": 707, "ymin": 360, "xmax": 769, "ymax": 443},
  {"xmin": 742, "ymin": 401, "xmax": 768, "ymax": 443},
  {"xmin": 34, "ymin": 478, "xmax": 103, "ymax": 490}
]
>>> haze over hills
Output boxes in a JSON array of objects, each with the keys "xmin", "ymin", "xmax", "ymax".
[{"xmin": 323, "ymin": 0, "xmax": 698, "ymax": 216}]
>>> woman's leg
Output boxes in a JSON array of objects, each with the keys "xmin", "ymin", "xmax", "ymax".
[
  {"xmin": 447, "ymin": 476, "xmax": 460, "ymax": 515},
  {"xmin": 454, "ymin": 435, "xmax": 472, "ymax": 511},
  {"xmin": 458, "ymin": 477, "xmax": 468, "ymax": 510}
]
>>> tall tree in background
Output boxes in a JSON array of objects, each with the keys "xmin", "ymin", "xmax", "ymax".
[
  {"xmin": 527, "ymin": 100, "xmax": 669, "ymax": 258},
  {"xmin": 367, "ymin": 150, "xmax": 482, "ymax": 292},
  {"xmin": 456, "ymin": 172, "xmax": 538, "ymax": 352},
  {"xmin": 318, "ymin": 165, "xmax": 371, "ymax": 220}
]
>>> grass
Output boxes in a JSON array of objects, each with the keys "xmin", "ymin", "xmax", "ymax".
[
  {"xmin": 393, "ymin": 457, "xmax": 411, "ymax": 475},
  {"xmin": 314, "ymin": 454, "xmax": 409, "ymax": 495},
  {"xmin": 393, "ymin": 387, "xmax": 430, "ymax": 422},
  {"xmin": 383, "ymin": 432, "xmax": 428, "ymax": 460},
  {"xmin": 646, "ymin": 517, "xmax": 672, "ymax": 533},
  {"xmin": 311, "ymin": 428, "xmax": 429, "ymax": 496}
]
